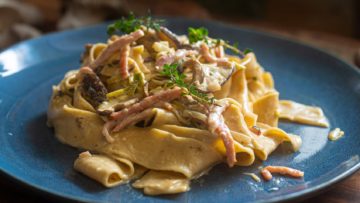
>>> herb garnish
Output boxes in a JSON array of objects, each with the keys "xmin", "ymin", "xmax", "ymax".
[
  {"xmin": 188, "ymin": 27, "xmax": 209, "ymax": 44},
  {"xmin": 187, "ymin": 27, "xmax": 253, "ymax": 56},
  {"xmin": 107, "ymin": 12, "xmax": 164, "ymax": 35},
  {"xmin": 243, "ymin": 48, "xmax": 253, "ymax": 55},
  {"xmin": 161, "ymin": 64, "xmax": 214, "ymax": 104}
]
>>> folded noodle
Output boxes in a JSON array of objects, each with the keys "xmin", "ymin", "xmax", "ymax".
[
  {"xmin": 151, "ymin": 108, "xmax": 181, "ymax": 126},
  {"xmin": 278, "ymin": 100, "xmax": 329, "ymax": 127},
  {"xmin": 98, "ymin": 128, "xmax": 222, "ymax": 178},
  {"xmin": 48, "ymin": 88, "xmax": 106, "ymax": 149},
  {"xmin": 223, "ymin": 103, "xmax": 257, "ymax": 138},
  {"xmin": 159, "ymin": 125, "xmax": 255, "ymax": 166},
  {"xmin": 252, "ymin": 91, "xmax": 279, "ymax": 127},
  {"xmin": 89, "ymin": 43, "xmax": 107, "ymax": 64},
  {"xmin": 74, "ymin": 153, "xmax": 133, "ymax": 187},
  {"xmin": 227, "ymin": 69, "xmax": 257, "ymax": 127},
  {"xmin": 73, "ymin": 85, "xmax": 96, "ymax": 112},
  {"xmin": 132, "ymin": 170, "xmax": 190, "ymax": 195},
  {"xmin": 253, "ymin": 125, "xmax": 302, "ymax": 160},
  {"xmin": 59, "ymin": 70, "xmax": 78, "ymax": 94}
]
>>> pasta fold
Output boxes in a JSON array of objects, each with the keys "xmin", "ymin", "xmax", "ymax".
[
  {"xmin": 132, "ymin": 171, "xmax": 190, "ymax": 195},
  {"xmin": 278, "ymin": 100, "xmax": 329, "ymax": 127},
  {"xmin": 74, "ymin": 154, "xmax": 132, "ymax": 187}
]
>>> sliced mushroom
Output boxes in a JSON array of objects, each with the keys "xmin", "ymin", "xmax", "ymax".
[
  {"xmin": 181, "ymin": 60, "xmax": 235, "ymax": 93},
  {"xmin": 158, "ymin": 27, "xmax": 193, "ymax": 50},
  {"xmin": 158, "ymin": 27, "xmax": 182, "ymax": 48},
  {"xmin": 80, "ymin": 70, "xmax": 108, "ymax": 108},
  {"xmin": 198, "ymin": 63, "xmax": 234, "ymax": 92}
]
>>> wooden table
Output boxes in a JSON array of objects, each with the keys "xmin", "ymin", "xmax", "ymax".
[{"xmin": 0, "ymin": 18, "xmax": 360, "ymax": 203}]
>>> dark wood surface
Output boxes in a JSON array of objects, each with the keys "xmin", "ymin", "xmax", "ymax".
[{"xmin": 0, "ymin": 18, "xmax": 360, "ymax": 203}]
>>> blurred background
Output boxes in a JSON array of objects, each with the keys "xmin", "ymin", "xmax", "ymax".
[{"xmin": 0, "ymin": 0, "xmax": 359, "ymax": 66}]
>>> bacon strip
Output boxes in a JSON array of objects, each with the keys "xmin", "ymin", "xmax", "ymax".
[
  {"xmin": 101, "ymin": 88, "xmax": 182, "ymax": 142},
  {"xmin": 90, "ymin": 30, "xmax": 144, "ymax": 69},
  {"xmin": 110, "ymin": 87, "xmax": 182, "ymax": 121},
  {"xmin": 119, "ymin": 45, "xmax": 130, "ymax": 79},
  {"xmin": 200, "ymin": 43, "xmax": 231, "ymax": 67},
  {"xmin": 112, "ymin": 108, "xmax": 154, "ymax": 132},
  {"xmin": 112, "ymin": 101, "xmax": 174, "ymax": 132},
  {"xmin": 261, "ymin": 166, "xmax": 304, "ymax": 181},
  {"xmin": 214, "ymin": 46, "xmax": 224, "ymax": 58},
  {"xmin": 208, "ymin": 101, "xmax": 236, "ymax": 167}
]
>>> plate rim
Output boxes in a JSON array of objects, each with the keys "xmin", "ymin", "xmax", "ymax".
[{"xmin": 1, "ymin": 16, "xmax": 360, "ymax": 203}]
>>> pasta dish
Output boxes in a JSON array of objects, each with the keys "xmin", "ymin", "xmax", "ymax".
[{"xmin": 47, "ymin": 14, "xmax": 329, "ymax": 195}]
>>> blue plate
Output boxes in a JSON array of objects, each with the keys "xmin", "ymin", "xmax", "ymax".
[{"xmin": 1, "ymin": 17, "xmax": 360, "ymax": 203}]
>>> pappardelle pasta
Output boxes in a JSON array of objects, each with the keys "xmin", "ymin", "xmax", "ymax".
[{"xmin": 47, "ymin": 15, "xmax": 329, "ymax": 195}]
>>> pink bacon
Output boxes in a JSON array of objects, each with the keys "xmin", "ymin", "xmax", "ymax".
[
  {"xmin": 119, "ymin": 45, "xmax": 130, "ymax": 79},
  {"xmin": 101, "ymin": 88, "xmax": 182, "ymax": 142},
  {"xmin": 110, "ymin": 87, "xmax": 182, "ymax": 121},
  {"xmin": 261, "ymin": 166, "xmax": 304, "ymax": 181},
  {"xmin": 208, "ymin": 101, "xmax": 236, "ymax": 167},
  {"xmin": 90, "ymin": 30, "xmax": 144, "ymax": 69},
  {"xmin": 200, "ymin": 43, "xmax": 231, "ymax": 67}
]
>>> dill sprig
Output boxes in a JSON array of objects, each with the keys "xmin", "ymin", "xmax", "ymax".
[
  {"xmin": 187, "ymin": 27, "xmax": 253, "ymax": 56},
  {"xmin": 188, "ymin": 27, "xmax": 209, "ymax": 44},
  {"xmin": 107, "ymin": 12, "xmax": 164, "ymax": 35},
  {"xmin": 161, "ymin": 64, "xmax": 214, "ymax": 104}
]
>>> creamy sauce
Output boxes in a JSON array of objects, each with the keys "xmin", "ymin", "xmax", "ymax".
[{"xmin": 328, "ymin": 128, "xmax": 344, "ymax": 141}]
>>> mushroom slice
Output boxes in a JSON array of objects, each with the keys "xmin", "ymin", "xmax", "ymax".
[
  {"xmin": 79, "ymin": 67, "xmax": 108, "ymax": 108},
  {"xmin": 183, "ymin": 61, "xmax": 234, "ymax": 93},
  {"xmin": 158, "ymin": 27, "xmax": 194, "ymax": 50},
  {"xmin": 158, "ymin": 27, "xmax": 182, "ymax": 48}
]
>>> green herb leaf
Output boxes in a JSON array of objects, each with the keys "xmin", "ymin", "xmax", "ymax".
[
  {"xmin": 233, "ymin": 42, "xmax": 239, "ymax": 48},
  {"xmin": 126, "ymin": 73, "xmax": 144, "ymax": 96},
  {"xmin": 186, "ymin": 27, "xmax": 253, "ymax": 57},
  {"xmin": 160, "ymin": 63, "xmax": 214, "ymax": 104},
  {"xmin": 107, "ymin": 12, "xmax": 164, "ymax": 35},
  {"xmin": 188, "ymin": 27, "xmax": 209, "ymax": 44},
  {"xmin": 243, "ymin": 48, "xmax": 253, "ymax": 55}
]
